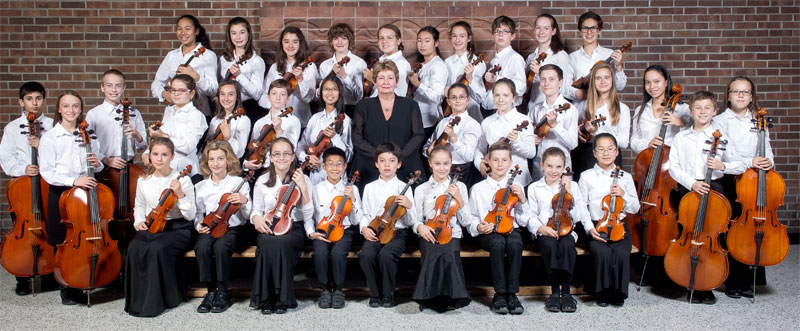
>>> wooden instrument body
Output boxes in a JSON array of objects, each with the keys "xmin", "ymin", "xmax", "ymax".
[
  {"xmin": 570, "ymin": 60, "xmax": 604, "ymax": 90},
  {"xmin": 629, "ymin": 145, "xmax": 679, "ymax": 256},
  {"xmin": 368, "ymin": 197, "xmax": 406, "ymax": 244},
  {"xmin": 521, "ymin": 53, "xmax": 547, "ymax": 106},
  {"xmin": 244, "ymin": 107, "xmax": 293, "ymax": 163},
  {"xmin": 578, "ymin": 115, "xmax": 607, "ymax": 142},
  {"xmin": 362, "ymin": 59, "xmax": 378, "ymax": 98},
  {"xmin": 165, "ymin": 47, "xmax": 206, "ymax": 104},
  {"xmin": 483, "ymin": 65, "xmax": 502, "ymax": 90},
  {"xmin": 426, "ymin": 194, "xmax": 457, "ymax": 245},
  {"xmin": 201, "ymin": 192, "xmax": 241, "ymax": 239},
  {"xmin": 433, "ymin": 116, "xmax": 461, "ymax": 147},
  {"xmin": 145, "ymin": 188, "xmax": 178, "ymax": 234},
  {"xmin": 534, "ymin": 104, "xmax": 569, "ymax": 137},
  {"xmin": 405, "ymin": 63, "xmax": 423, "ymax": 98},
  {"xmin": 1, "ymin": 176, "xmax": 54, "ymax": 278},
  {"xmin": 547, "ymin": 191, "xmax": 574, "ymax": 237},
  {"xmin": 484, "ymin": 189, "xmax": 517, "ymax": 235},
  {"xmin": 264, "ymin": 183, "xmax": 301, "ymax": 236},
  {"xmin": 316, "ymin": 195, "xmax": 353, "ymax": 242},
  {"xmin": 302, "ymin": 113, "xmax": 344, "ymax": 170},
  {"xmin": 595, "ymin": 195, "xmax": 626, "ymax": 242},
  {"xmin": 98, "ymin": 164, "xmax": 144, "ymax": 222}
]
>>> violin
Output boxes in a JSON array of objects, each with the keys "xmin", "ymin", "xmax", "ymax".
[
  {"xmin": 324, "ymin": 56, "xmax": 351, "ymax": 80},
  {"xmin": 484, "ymin": 165, "xmax": 522, "ymax": 235},
  {"xmin": 144, "ymin": 166, "xmax": 192, "ymax": 234},
  {"xmin": 368, "ymin": 170, "xmax": 422, "ymax": 244},
  {"xmin": 483, "ymin": 64, "xmax": 502, "ymax": 90},
  {"xmin": 362, "ymin": 58, "xmax": 379, "ymax": 99},
  {"xmin": 534, "ymin": 103, "xmax": 570, "ymax": 137},
  {"xmin": 578, "ymin": 115, "xmax": 607, "ymax": 142},
  {"xmin": 664, "ymin": 130, "xmax": 731, "ymax": 299},
  {"xmin": 301, "ymin": 113, "xmax": 346, "ymax": 171},
  {"xmin": 283, "ymin": 56, "xmax": 313, "ymax": 95},
  {"xmin": 406, "ymin": 62, "xmax": 424, "ymax": 98},
  {"xmin": 1, "ymin": 112, "xmax": 54, "ymax": 294},
  {"xmin": 223, "ymin": 52, "xmax": 251, "ymax": 81},
  {"xmin": 499, "ymin": 120, "xmax": 529, "ymax": 144},
  {"xmin": 432, "ymin": 116, "xmax": 461, "ymax": 148},
  {"xmin": 165, "ymin": 46, "xmax": 207, "ymax": 104},
  {"xmin": 441, "ymin": 54, "xmax": 485, "ymax": 117},
  {"xmin": 571, "ymin": 42, "xmax": 632, "ymax": 90},
  {"xmin": 521, "ymin": 52, "xmax": 548, "ymax": 107},
  {"xmin": 151, "ymin": 120, "xmax": 163, "ymax": 132},
  {"xmin": 425, "ymin": 168, "xmax": 461, "ymax": 245},
  {"xmin": 727, "ymin": 108, "xmax": 789, "ymax": 275},
  {"xmin": 243, "ymin": 107, "xmax": 294, "ymax": 164},
  {"xmin": 54, "ymin": 121, "xmax": 121, "ymax": 300},
  {"xmin": 546, "ymin": 168, "xmax": 574, "ymax": 237},
  {"xmin": 316, "ymin": 171, "xmax": 359, "ymax": 242},
  {"xmin": 595, "ymin": 166, "xmax": 626, "ymax": 242},
  {"xmin": 200, "ymin": 171, "xmax": 255, "ymax": 238},
  {"xmin": 263, "ymin": 174, "xmax": 304, "ymax": 236},
  {"xmin": 197, "ymin": 107, "xmax": 246, "ymax": 154}
]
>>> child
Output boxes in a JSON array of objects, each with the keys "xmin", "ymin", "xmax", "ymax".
[
  {"xmin": 565, "ymin": 11, "xmax": 627, "ymax": 101},
  {"xmin": 296, "ymin": 76, "xmax": 353, "ymax": 185},
  {"xmin": 409, "ymin": 26, "xmax": 449, "ymax": 136},
  {"xmin": 249, "ymin": 138, "xmax": 313, "ymax": 314},
  {"xmin": 668, "ymin": 91, "xmax": 746, "ymax": 304},
  {"xmin": 259, "ymin": 26, "xmax": 317, "ymax": 126},
  {"xmin": 318, "ymin": 23, "xmax": 367, "ymax": 111},
  {"xmin": 151, "ymin": 14, "xmax": 218, "ymax": 116},
  {"xmin": 482, "ymin": 16, "xmax": 526, "ymax": 111},
  {"xmin": 412, "ymin": 146, "xmax": 472, "ymax": 312},
  {"xmin": 0, "ymin": 82, "xmax": 54, "ymax": 296},
  {"xmin": 527, "ymin": 147, "xmax": 589, "ymax": 313},
  {"xmin": 525, "ymin": 14, "xmax": 571, "ymax": 112},
  {"xmin": 125, "ymin": 137, "xmax": 196, "ymax": 316},
  {"xmin": 219, "ymin": 17, "xmax": 266, "ymax": 124},
  {"xmin": 358, "ymin": 142, "xmax": 418, "ymax": 308},
  {"xmin": 529, "ymin": 64, "xmax": 578, "ymax": 181},
  {"xmin": 630, "ymin": 65, "xmax": 690, "ymax": 155},
  {"xmin": 468, "ymin": 142, "xmax": 530, "ymax": 315},
  {"xmin": 474, "ymin": 79, "xmax": 536, "ymax": 186},
  {"xmin": 244, "ymin": 79, "xmax": 302, "ymax": 171},
  {"xmin": 579, "ymin": 133, "xmax": 640, "ymax": 307},
  {"xmin": 363, "ymin": 24, "xmax": 411, "ymax": 98},
  {"xmin": 203, "ymin": 80, "xmax": 252, "ymax": 159},
  {"xmin": 308, "ymin": 147, "xmax": 361, "ymax": 309},
  {"xmin": 443, "ymin": 21, "xmax": 486, "ymax": 122},
  {"xmin": 194, "ymin": 140, "xmax": 251, "ymax": 313},
  {"xmin": 144, "ymin": 74, "xmax": 208, "ymax": 182}
]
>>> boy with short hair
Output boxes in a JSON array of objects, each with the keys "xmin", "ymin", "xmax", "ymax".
[{"xmin": 482, "ymin": 15, "xmax": 527, "ymax": 111}]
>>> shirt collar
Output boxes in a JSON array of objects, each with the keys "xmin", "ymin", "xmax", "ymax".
[
  {"xmin": 382, "ymin": 51, "xmax": 403, "ymax": 62},
  {"xmin": 592, "ymin": 163, "xmax": 615, "ymax": 176},
  {"xmin": 52, "ymin": 122, "xmax": 73, "ymax": 137},
  {"xmin": 722, "ymin": 107, "xmax": 751, "ymax": 120},
  {"xmin": 496, "ymin": 45, "xmax": 513, "ymax": 58}
]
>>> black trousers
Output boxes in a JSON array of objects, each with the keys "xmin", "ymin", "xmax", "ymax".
[
  {"xmin": 194, "ymin": 227, "xmax": 239, "ymax": 284},
  {"xmin": 358, "ymin": 228, "xmax": 408, "ymax": 298},
  {"xmin": 313, "ymin": 227, "xmax": 355, "ymax": 290},
  {"xmin": 46, "ymin": 185, "xmax": 71, "ymax": 246},
  {"xmin": 479, "ymin": 229, "xmax": 523, "ymax": 294},
  {"xmin": 537, "ymin": 234, "xmax": 577, "ymax": 276}
]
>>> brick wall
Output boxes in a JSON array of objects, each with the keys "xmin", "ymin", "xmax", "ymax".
[{"xmin": 1, "ymin": 0, "xmax": 798, "ymax": 233}]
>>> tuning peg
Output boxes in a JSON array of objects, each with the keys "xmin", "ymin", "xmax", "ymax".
[
  {"xmin": 19, "ymin": 124, "xmax": 27, "ymax": 128},
  {"xmin": 767, "ymin": 123, "xmax": 773, "ymax": 128},
  {"xmin": 721, "ymin": 139, "xmax": 728, "ymax": 144},
  {"xmin": 704, "ymin": 139, "xmax": 712, "ymax": 144},
  {"xmin": 702, "ymin": 148, "xmax": 710, "ymax": 153},
  {"xmin": 718, "ymin": 147, "xmax": 726, "ymax": 151}
]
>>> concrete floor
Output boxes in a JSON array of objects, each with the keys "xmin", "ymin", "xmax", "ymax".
[{"xmin": 1, "ymin": 246, "xmax": 798, "ymax": 330}]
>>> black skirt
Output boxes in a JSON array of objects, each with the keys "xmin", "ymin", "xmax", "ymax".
[
  {"xmin": 412, "ymin": 238, "xmax": 471, "ymax": 308},
  {"xmin": 588, "ymin": 222, "xmax": 632, "ymax": 297},
  {"xmin": 536, "ymin": 234, "xmax": 577, "ymax": 275},
  {"xmin": 124, "ymin": 219, "xmax": 193, "ymax": 317},
  {"xmin": 249, "ymin": 221, "xmax": 305, "ymax": 309}
]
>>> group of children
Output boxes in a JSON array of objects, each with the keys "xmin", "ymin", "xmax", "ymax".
[{"xmin": 0, "ymin": 10, "xmax": 777, "ymax": 317}]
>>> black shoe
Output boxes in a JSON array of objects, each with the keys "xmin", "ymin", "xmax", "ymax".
[
  {"xmin": 596, "ymin": 292, "xmax": 609, "ymax": 307},
  {"xmin": 546, "ymin": 294, "xmax": 561, "ymax": 312},
  {"xmin": 610, "ymin": 293, "xmax": 625, "ymax": 307},
  {"xmin": 274, "ymin": 303, "xmax": 288, "ymax": 314},
  {"xmin": 562, "ymin": 294, "xmax": 578, "ymax": 313},
  {"xmin": 197, "ymin": 291, "xmax": 216, "ymax": 313},
  {"xmin": 725, "ymin": 286, "xmax": 742, "ymax": 299},
  {"xmin": 491, "ymin": 294, "xmax": 509, "ymax": 314},
  {"xmin": 331, "ymin": 290, "xmax": 345, "ymax": 309},
  {"xmin": 60, "ymin": 288, "xmax": 79, "ymax": 306},
  {"xmin": 260, "ymin": 301, "xmax": 274, "ymax": 315},
  {"xmin": 15, "ymin": 282, "xmax": 30, "ymax": 296},
  {"xmin": 318, "ymin": 289, "xmax": 332, "ymax": 309},
  {"xmin": 740, "ymin": 288, "xmax": 754, "ymax": 298},
  {"xmin": 210, "ymin": 292, "xmax": 230, "ymax": 313},
  {"xmin": 368, "ymin": 297, "xmax": 381, "ymax": 308},
  {"xmin": 507, "ymin": 294, "xmax": 524, "ymax": 314},
  {"xmin": 382, "ymin": 295, "xmax": 396, "ymax": 308},
  {"xmin": 690, "ymin": 291, "xmax": 717, "ymax": 305}
]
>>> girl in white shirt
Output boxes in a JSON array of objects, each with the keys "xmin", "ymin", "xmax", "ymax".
[
  {"xmin": 219, "ymin": 17, "xmax": 267, "ymax": 125},
  {"xmin": 409, "ymin": 26, "xmax": 448, "ymax": 136},
  {"xmin": 364, "ymin": 24, "xmax": 411, "ymax": 98},
  {"xmin": 259, "ymin": 27, "xmax": 317, "ymax": 126},
  {"xmin": 630, "ymin": 65, "xmax": 690, "ymax": 155},
  {"xmin": 525, "ymin": 14, "xmax": 571, "ymax": 113},
  {"xmin": 443, "ymin": 21, "xmax": 486, "ymax": 122},
  {"xmin": 200, "ymin": 80, "xmax": 251, "ymax": 159}
]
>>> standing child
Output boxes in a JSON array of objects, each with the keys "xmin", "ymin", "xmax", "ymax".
[
  {"xmin": 203, "ymin": 80, "xmax": 252, "ymax": 159},
  {"xmin": 318, "ymin": 23, "xmax": 367, "ymax": 114},
  {"xmin": 259, "ymin": 26, "xmax": 317, "ymax": 126},
  {"xmin": 409, "ymin": 26, "xmax": 449, "ymax": 138},
  {"xmin": 244, "ymin": 79, "xmax": 302, "ymax": 172},
  {"xmin": 630, "ymin": 65, "xmax": 690, "ymax": 154},
  {"xmin": 482, "ymin": 16, "xmax": 526, "ymax": 111},
  {"xmin": 529, "ymin": 64, "xmax": 578, "ymax": 181},
  {"xmin": 219, "ymin": 17, "xmax": 266, "ymax": 124},
  {"xmin": 565, "ymin": 11, "xmax": 627, "ymax": 101},
  {"xmin": 363, "ymin": 24, "xmax": 411, "ymax": 98},
  {"xmin": 525, "ymin": 14, "xmax": 571, "ymax": 112},
  {"xmin": 443, "ymin": 21, "xmax": 486, "ymax": 122}
]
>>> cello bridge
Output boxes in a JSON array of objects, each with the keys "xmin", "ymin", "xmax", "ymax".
[
  {"xmin": 642, "ymin": 201, "xmax": 657, "ymax": 207},
  {"xmin": 690, "ymin": 240, "xmax": 705, "ymax": 246},
  {"xmin": 752, "ymin": 217, "xmax": 766, "ymax": 221},
  {"xmin": 86, "ymin": 236, "xmax": 102, "ymax": 241}
]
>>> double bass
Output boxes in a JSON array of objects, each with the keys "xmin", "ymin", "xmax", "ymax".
[
  {"xmin": 200, "ymin": 171, "xmax": 255, "ymax": 238},
  {"xmin": 55, "ymin": 121, "xmax": 121, "ymax": 305},
  {"xmin": 534, "ymin": 104, "xmax": 570, "ymax": 137},
  {"xmin": 144, "ymin": 166, "xmax": 192, "ymax": 234},
  {"xmin": 243, "ymin": 107, "xmax": 294, "ymax": 164},
  {"xmin": 425, "ymin": 168, "xmax": 461, "ymax": 245},
  {"xmin": 595, "ymin": 166, "xmax": 626, "ymax": 242},
  {"xmin": 316, "ymin": 171, "xmax": 359, "ymax": 242},
  {"xmin": 726, "ymin": 108, "xmax": 789, "ymax": 301},
  {"xmin": 664, "ymin": 130, "xmax": 730, "ymax": 302},
  {"xmin": 441, "ymin": 54, "xmax": 484, "ymax": 117},
  {"xmin": 546, "ymin": 168, "xmax": 574, "ymax": 238},
  {"xmin": 0, "ymin": 112, "xmax": 53, "ymax": 295},
  {"xmin": 284, "ymin": 56, "xmax": 313, "ymax": 95},
  {"xmin": 521, "ymin": 52, "xmax": 547, "ymax": 107},
  {"xmin": 368, "ymin": 170, "xmax": 422, "ymax": 244},
  {"xmin": 301, "ymin": 113, "xmax": 346, "ymax": 171},
  {"xmin": 484, "ymin": 165, "xmax": 521, "ymax": 235},
  {"xmin": 571, "ymin": 42, "xmax": 632, "ymax": 90}
]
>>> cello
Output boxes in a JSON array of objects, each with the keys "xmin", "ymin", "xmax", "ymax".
[
  {"xmin": 425, "ymin": 168, "xmax": 461, "ymax": 245},
  {"xmin": 483, "ymin": 65, "xmax": 502, "ymax": 90},
  {"xmin": 368, "ymin": 170, "xmax": 422, "ymax": 244},
  {"xmin": 284, "ymin": 56, "xmax": 313, "ymax": 95},
  {"xmin": 144, "ymin": 166, "xmax": 192, "ymax": 234},
  {"xmin": 441, "ymin": 54, "xmax": 484, "ymax": 117},
  {"xmin": 571, "ymin": 42, "xmax": 632, "ymax": 90},
  {"xmin": 546, "ymin": 168, "xmax": 574, "ymax": 238},
  {"xmin": 200, "ymin": 171, "xmax": 255, "ymax": 238},
  {"xmin": 316, "ymin": 171, "xmax": 359, "ymax": 242},
  {"xmin": 263, "ymin": 174, "xmax": 304, "ymax": 236},
  {"xmin": 0, "ymin": 112, "xmax": 53, "ymax": 295},
  {"xmin": 534, "ymin": 104, "xmax": 570, "ymax": 137},
  {"xmin": 301, "ymin": 113, "xmax": 346, "ymax": 171},
  {"xmin": 243, "ymin": 107, "xmax": 293, "ymax": 164},
  {"xmin": 54, "ymin": 121, "xmax": 121, "ymax": 305},
  {"xmin": 521, "ymin": 52, "xmax": 547, "ymax": 107},
  {"xmin": 595, "ymin": 166, "xmax": 626, "ymax": 242},
  {"xmin": 663, "ymin": 130, "xmax": 730, "ymax": 302},
  {"xmin": 726, "ymin": 108, "xmax": 789, "ymax": 301},
  {"xmin": 484, "ymin": 165, "xmax": 521, "ymax": 235}
]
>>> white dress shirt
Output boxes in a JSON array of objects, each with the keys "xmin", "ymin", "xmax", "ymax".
[
  {"xmin": 194, "ymin": 174, "xmax": 252, "ymax": 231},
  {"xmin": 578, "ymin": 164, "xmax": 640, "ymax": 221},
  {"xmin": 369, "ymin": 51, "xmax": 411, "ymax": 98},
  {"xmin": 467, "ymin": 174, "xmax": 530, "ymax": 237},
  {"xmin": 474, "ymin": 110, "xmax": 537, "ymax": 185},
  {"xmin": 574, "ymin": 100, "xmax": 631, "ymax": 149},
  {"xmin": 296, "ymin": 109, "xmax": 353, "ymax": 185},
  {"xmin": 204, "ymin": 114, "xmax": 252, "ymax": 159},
  {"xmin": 0, "ymin": 112, "xmax": 54, "ymax": 177},
  {"xmin": 712, "ymin": 108, "xmax": 774, "ymax": 166},
  {"xmin": 414, "ymin": 176, "xmax": 473, "ymax": 239},
  {"xmin": 444, "ymin": 52, "xmax": 487, "ymax": 118},
  {"xmin": 219, "ymin": 50, "xmax": 266, "ymax": 102},
  {"xmin": 630, "ymin": 100, "xmax": 691, "ymax": 154},
  {"xmin": 565, "ymin": 45, "xmax": 627, "ymax": 100},
  {"xmin": 526, "ymin": 177, "xmax": 590, "ymax": 241},
  {"xmin": 668, "ymin": 125, "xmax": 746, "ymax": 190},
  {"xmin": 529, "ymin": 94, "xmax": 579, "ymax": 167},
  {"xmin": 145, "ymin": 103, "xmax": 208, "ymax": 176},
  {"xmin": 259, "ymin": 61, "xmax": 319, "ymax": 125},
  {"xmin": 524, "ymin": 47, "xmax": 571, "ymax": 113},
  {"xmin": 133, "ymin": 169, "xmax": 196, "ymax": 228},
  {"xmin": 482, "ymin": 46, "xmax": 527, "ymax": 109},
  {"xmin": 249, "ymin": 110, "xmax": 302, "ymax": 168},
  {"xmin": 39, "ymin": 123, "xmax": 104, "ymax": 187},
  {"xmin": 309, "ymin": 178, "xmax": 363, "ymax": 237},
  {"xmin": 151, "ymin": 43, "xmax": 218, "ymax": 116},
  {"xmin": 86, "ymin": 100, "xmax": 148, "ymax": 161},
  {"xmin": 250, "ymin": 173, "xmax": 314, "ymax": 228},
  {"xmin": 421, "ymin": 113, "xmax": 481, "ymax": 165},
  {"xmin": 412, "ymin": 56, "xmax": 448, "ymax": 128},
  {"xmin": 359, "ymin": 176, "xmax": 417, "ymax": 234},
  {"xmin": 317, "ymin": 51, "xmax": 367, "ymax": 105}
]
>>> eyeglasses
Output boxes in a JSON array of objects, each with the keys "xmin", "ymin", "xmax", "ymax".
[
  {"xmin": 324, "ymin": 162, "xmax": 346, "ymax": 168},
  {"xmin": 493, "ymin": 29, "xmax": 512, "ymax": 35},
  {"xmin": 322, "ymin": 87, "xmax": 339, "ymax": 93},
  {"xmin": 448, "ymin": 95, "xmax": 469, "ymax": 101},
  {"xmin": 729, "ymin": 90, "xmax": 752, "ymax": 96},
  {"xmin": 169, "ymin": 88, "xmax": 189, "ymax": 95},
  {"xmin": 594, "ymin": 147, "xmax": 617, "ymax": 155},
  {"xmin": 270, "ymin": 152, "xmax": 294, "ymax": 159},
  {"xmin": 580, "ymin": 26, "xmax": 600, "ymax": 33}
]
